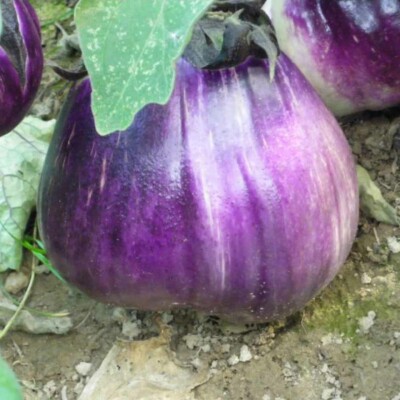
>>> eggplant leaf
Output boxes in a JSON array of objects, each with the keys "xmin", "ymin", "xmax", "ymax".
[
  {"xmin": 75, "ymin": 0, "xmax": 214, "ymax": 135},
  {"xmin": 0, "ymin": 117, "xmax": 55, "ymax": 271},
  {"xmin": 0, "ymin": 355, "xmax": 23, "ymax": 400}
]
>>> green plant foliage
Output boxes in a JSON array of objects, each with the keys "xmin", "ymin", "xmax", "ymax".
[
  {"xmin": 0, "ymin": 117, "xmax": 55, "ymax": 271},
  {"xmin": 75, "ymin": 0, "xmax": 214, "ymax": 135},
  {"xmin": 0, "ymin": 355, "xmax": 23, "ymax": 400}
]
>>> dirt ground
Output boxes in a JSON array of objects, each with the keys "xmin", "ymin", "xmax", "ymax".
[{"xmin": 1, "ymin": 2, "xmax": 400, "ymax": 399}]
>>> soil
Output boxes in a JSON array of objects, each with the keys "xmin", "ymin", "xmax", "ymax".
[{"xmin": 1, "ymin": 2, "xmax": 400, "ymax": 400}]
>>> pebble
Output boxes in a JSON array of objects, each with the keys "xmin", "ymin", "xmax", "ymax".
[
  {"xmin": 371, "ymin": 361, "xmax": 378, "ymax": 368},
  {"xmin": 227, "ymin": 354, "xmax": 240, "ymax": 366},
  {"xmin": 221, "ymin": 344, "xmax": 231, "ymax": 353},
  {"xmin": 391, "ymin": 394, "xmax": 400, "ymax": 400},
  {"xmin": 112, "ymin": 307, "xmax": 128, "ymax": 323},
  {"xmin": 183, "ymin": 334, "xmax": 202, "ymax": 350},
  {"xmin": 361, "ymin": 273, "xmax": 372, "ymax": 284},
  {"xmin": 4, "ymin": 271, "xmax": 29, "ymax": 294},
  {"xmin": 161, "ymin": 312, "xmax": 173, "ymax": 324},
  {"xmin": 322, "ymin": 388, "xmax": 335, "ymax": 400},
  {"xmin": 387, "ymin": 237, "xmax": 400, "ymax": 253},
  {"xmin": 43, "ymin": 380, "xmax": 57, "ymax": 397},
  {"xmin": 34, "ymin": 264, "xmax": 50, "ymax": 275},
  {"xmin": 75, "ymin": 362, "xmax": 92, "ymax": 377},
  {"xmin": 122, "ymin": 321, "xmax": 141, "ymax": 339},
  {"xmin": 73, "ymin": 381, "xmax": 85, "ymax": 395},
  {"xmin": 262, "ymin": 395, "xmax": 271, "ymax": 400},
  {"xmin": 239, "ymin": 345, "xmax": 252, "ymax": 362},
  {"xmin": 191, "ymin": 358, "xmax": 203, "ymax": 369},
  {"xmin": 358, "ymin": 311, "xmax": 376, "ymax": 334},
  {"xmin": 201, "ymin": 344, "xmax": 211, "ymax": 353}
]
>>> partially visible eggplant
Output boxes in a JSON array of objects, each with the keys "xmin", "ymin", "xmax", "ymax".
[
  {"xmin": 270, "ymin": 0, "xmax": 400, "ymax": 115},
  {"xmin": 0, "ymin": 0, "xmax": 43, "ymax": 136}
]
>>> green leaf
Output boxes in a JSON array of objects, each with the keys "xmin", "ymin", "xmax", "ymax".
[
  {"xmin": 0, "ymin": 117, "xmax": 55, "ymax": 271},
  {"xmin": 0, "ymin": 355, "xmax": 23, "ymax": 400},
  {"xmin": 75, "ymin": 0, "xmax": 213, "ymax": 135}
]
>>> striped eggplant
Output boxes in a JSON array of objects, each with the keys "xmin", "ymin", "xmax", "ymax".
[
  {"xmin": 38, "ymin": 55, "xmax": 359, "ymax": 323},
  {"xmin": 270, "ymin": 0, "xmax": 400, "ymax": 116},
  {"xmin": 0, "ymin": 0, "xmax": 43, "ymax": 136}
]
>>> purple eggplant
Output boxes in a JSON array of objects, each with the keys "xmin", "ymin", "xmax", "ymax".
[
  {"xmin": 0, "ymin": 0, "xmax": 43, "ymax": 136},
  {"xmin": 271, "ymin": 0, "xmax": 400, "ymax": 116},
  {"xmin": 38, "ymin": 55, "xmax": 359, "ymax": 323}
]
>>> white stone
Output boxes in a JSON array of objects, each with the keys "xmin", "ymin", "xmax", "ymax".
[
  {"xmin": 43, "ymin": 380, "xmax": 57, "ymax": 397},
  {"xmin": 262, "ymin": 395, "xmax": 271, "ymax": 400},
  {"xmin": 191, "ymin": 358, "xmax": 202, "ymax": 369},
  {"xmin": 221, "ymin": 344, "xmax": 231, "ymax": 353},
  {"xmin": 361, "ymin": 273, "xmax": 372, "ymax": 284},
  {"xmin": 183, "ymin": 334, "xmax": 202, "ymax": 350},
  {"xmin": 239, "ymin": 345, "xmax": 252, "ymax": 362},
  {"xmin": 358, "ymin": 311, "xmax": 376, "ymax": 334},
  {"xmin": 161, "ymin": 312, "xmax": 173, "ymax": 324},
  {"xmin": 322, "ymin": 388, "xmax": 335, "ymax": 400},
  {"xmin": 321, "ymin": 334, "xmax": 333, "ymax": 345},
  {"xmin": 387, "ymin": 236, "xmax": 400, "ymax": 253},
  {"xmin": 227, "ymin": 354, "xmax": 240, "ymax": 366},
  {"xmin": 122, "ymin": 321, "xmax": 141, "ymax": 339},
  {"xmin": 5, "ymin": 271, "xmax": 29, "ymax": 294},
  {"xmin": 75, "ymin": 362, "xmax": 92, "ymax": 377},
  {"xmin": 201, "ymin": 344, "xmax": 211, "ymax": 353}
]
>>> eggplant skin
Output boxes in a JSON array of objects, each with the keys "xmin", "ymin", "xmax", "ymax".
[
  {"xmin": 271, "ymin": 0, "xmax": 400, "ymax": 116},
  {"xmin": 0, "ymin": 0, "xmax": 43, "ymax": 136},
  {"xmin": 38, "ymin": 55, "xmax": 359, "ymax": 323}
]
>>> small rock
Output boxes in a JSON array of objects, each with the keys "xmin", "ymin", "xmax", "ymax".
[
  {"xmin": 321, "ymin": 334, "xmax": 333, "ymax": 346},
  {"xmin": 358, "ymin": 311, "xmax": 376, "ymax": 334},
  {"xmin": 262, "ymin": 395, "xmax": 271, "ymax": 400},
  {"xmin": 239, "ymin": 345, "xmax": 252, "ymax": 362},
  {"xmin": 183, "ymin": 334, "xmax": 202, "ymax": 350},
  {"xmin": 394, "ymin": 332, "xmax": 400, "ymax": 339},
  {"xmin": 371, "ymin": 361, "xmax": 378, "ymax": 368},
  {"xmin": 201, "ymin": 344, "xmax": 211, "ymax": 353},
  {"xmin": 43, "ymin": 380, "xmax": 57, "ymax": 397},
  {"xmin": 122, "ymin": 321, "xmax": 141, "ymax": 339},
  {"xmin": 321, "ymin": 363, "xmax": 329, "ymax": 373},
  {"xmin": 210, "ymin": 360, "xmax": 218, "ymax": 369},
  {"xmin": 112, "ymin": 308, "xmax": 128, "ymax": 323},
  {"xmin": 322, "ymin": 388, "xmax": 335, "ymax": 400},
  {"xmin": 361, "ymin": 273, "xmax": 372, "ymax": 284},
  {"xmin": 357, "ymin": 397, "xmax": 367, "ymax": 400},
  {"xmin": 227, "ymin": 354, "xmax": 239, "ymax": 366},
  {"xmin": 161, "ymin": 312, "xmax": 173, "ymax": 324},
  {"xmin": 75, "ymin": 362, "xmax": 92, "ymax": 377},
  {"xmin": 73, "ymin": 381, "xmax": 85, "ymax": 395},
  {"xmin": 5, "ymin": 271, "xmax": 29, "ymax": 294},
  {"xmin": 191, "ymin": 358, "xmax": 203, "ymax": 369},
  {"xmin": 391, "ymin": 394, "xmax": 400, "ymax": 400},
  {"xmin": 387, "ymin": 237, "xmax": 400, "ymax": 253},
  {"xmin": 221, "ymin": 344, "xmax": 231, "ymax": 353},
  {"xmin": 34, "ymin": 264, "xmax": 50, "ymax": 275}
]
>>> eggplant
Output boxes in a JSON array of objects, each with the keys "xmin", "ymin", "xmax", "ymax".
[
  {"xmin": 0, "ymin": 0, "xmax": 43, "ymax": 136},
  {"xmin": 38, "ymin": 55, "xmax": 358, "ymax": 323},
  {"xmin": 270, "ymin": 0, "xmax": 400, "ymax": 116}
]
